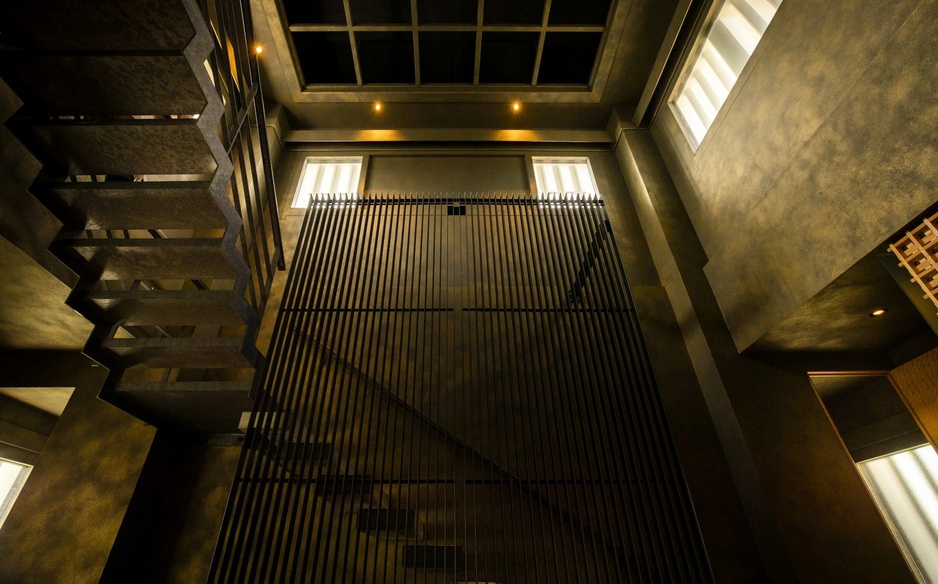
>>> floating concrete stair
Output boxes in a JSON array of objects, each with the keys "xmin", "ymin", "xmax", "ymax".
[
  {"xmin": 42, "ymin": 181, "xmax": 225, "ymax": 231},
  {"xmin": 0, "ymin": 0, "xmax": 281, "ymax": 433},
  {"xmin": 314, "ymin": 475, "xmax": 375, "ymax": 497},
  {"xmin": 356, "ymin": 508, "xmax": 416, "ymax": 536}
]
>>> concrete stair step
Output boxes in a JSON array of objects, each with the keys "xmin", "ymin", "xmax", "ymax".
[
  {"xmin": 57, "ymin": 237, "xmax": 235, "ymax": 280},
  {"xmin": 11, "ymin": 116, "xmax": 216, "ymax": 176},
  {"xmin": 0, "ymin": 0, "xmax": 196, "ymax": 52},
  {"xmin": 0, "ymin": 54, "xmax": 205, "ymax": 116},
  {"xmin": 314, "ymin": 474, "xmax": 374, "ymax": 497},
  {"xmin": 44, "ymin": 181, "xmax": 225, "ymax": 231},
  {"xmin": 102, "ymin": 336, "xmax": 255, "ymax": 368},
  {"xmin": 74, "ymin": 288, "xmax": 251, "ymax": 327},
  {"xmin": 356, "ymin": 508, "xmax": 416, "ymax": 536}
]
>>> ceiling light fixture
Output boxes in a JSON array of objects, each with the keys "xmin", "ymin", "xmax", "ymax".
[
  {"xmin": 255, "ymin": 45, "xmax": 263, "ymax": 55},
  {"xmin": 374, "ymin": 102, "xmax": 382, "ymax": 112},
  {"xmin": 512, "ymin": 101, "xmax": 521, "ymax": 113},
  {"xmin": 870, "ymin": 308, "xmax": 888, "ymax": 317}
]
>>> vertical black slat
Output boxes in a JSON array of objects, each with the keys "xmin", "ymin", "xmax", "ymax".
[
  {"xmin": 231, "ymin": 195, "xmax": 340, "ymax": 583},
  {"xmin": 537, "ymin": 203, "xmax": 589, "ymax": 581},
  {"xmin": 315, "ymin": 196, "xmax": 374, "ymax": 582},
  {"xmin": 237, "ymin": 127, "xmax": 265, "ymax": 309},
  {"xmin": 441, "ymin": 196, "xmax": 450, "ymax": 578},
  {"xmin": 278, "ymin": 199, "xmax": 347, "ymax": 583},
  {"xmin": 564, "ymin": 199, "xmax": 647, "ymax": 583},
  {"xmin": 258, "ymin": 195, "xmax": 352, "ymax": 582},
  {"xmin": 466, "ymin": 194, "xmax": 485, "ymax": 584},
  {"xmin": 336, "ymin": 195, "xmax": 387, "ymax": 584},
  {"xmin": 259, "ymin": 197, "xmax": 346, "ymax": 582},
  {"xmin": 294, "ymin": 197, "xmax": 361, "ymax": 580},
  {"xmin": 351, "ymin": 196, "xmax": 398, "ymax": 583},
  {"xmin": 562, "ymin": 198, "xmax": 643, "ymax": 583},
  {"xmin": 517, "ymin": 196, "xmax": 576, "ymax": 584},
  {"xmin": 573, "ymin": 199, "xmax": 675, "ymax": 581},
  {"xmin": 241, "ymin": 115, "xmax": 273, "ymax": 292},
  {"xmin": 592, "ymin": 202, "xmax": 712, "ymax": 582},
  {"xmin": 422, "ymin": 195, "xmax": 438, "ymax": 584},
  {"xmin": 207, "ymin": 188, "xmax": 317, "ymax": 584},
  {"xmin": 478, "ymin": 194, "xmax": 508, "ymax": 584},
  {"xmin": 489, "ymin": 193, "xmax": 532, "ymax": 584},
  {"xmin": 373, "ymin": 196, "xmax": 410, "ymax": 584},
  {"xmin": 226, "ymin": 139, "xmax": 259, "ymax": 311},
  {"xmin": 504, "ymin": 193, "xmax": 555, "ymax": 584},
  {"xmin": 471, "ymin": 194, "xmax": 495, "ymax": 583},
  {"xmin": 545, "ymin": 199, "xmax": 611, "ymax": 583},
  {"xmin": 386, "ymin": 197, "xmax": 408, "ymax": 584},
  {"xmin": 455, "ymin": 193, "xmax": 470, "ymax": 584},
  {"xmin": 566, "ymin": 199, "xmax": 681, "ymax": 580},
  {"xmin": 560, "ymin": 198, "xmax": 632, "ymax": 577},
  {"xmin": 239, "ymin": 0, "xmax": 284, "ymax": 270}
]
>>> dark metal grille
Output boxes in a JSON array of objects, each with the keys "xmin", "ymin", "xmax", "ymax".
[{"xmin": 209, "ymin": 193, "xmax": 713, "ymax": 583}]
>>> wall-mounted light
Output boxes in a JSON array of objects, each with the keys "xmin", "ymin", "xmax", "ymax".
[
  {"xmin": 870, "ymin": 308, "xmax": 888, "ymax": 317},
  {"xmin": 511, "ymin": 101, "xmax": 521, "ymax": 113},
  {"xmin": 255, "ymin": 45, "xmax": 263, "ymax": 55},
  {"xmin": 374, "ymin": 102, "xmax": 383, "ymax": 112}
]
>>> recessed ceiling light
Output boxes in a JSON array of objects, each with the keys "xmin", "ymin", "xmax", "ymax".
[
  {"xmin": 511, "ymin": 101, "xmax": 521, "ymax": 113},
  {"xmin": 255, "ymin": 45, "xmax": 263, "ymax": 55},
  {"xmin": 870, "ymin": 308, "xmax": 888, "ymax": 317},
  {"xmin": 374, "ymin": 102, "xmax": 382, "ymax": 112}
]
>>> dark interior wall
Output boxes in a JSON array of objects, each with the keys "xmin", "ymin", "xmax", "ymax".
[
  {"xmin": 0, "ymin": 351, "xmax": 155, "ymax": 584},
  {"xmin": 100, "ymin": 432, "xmax": 241, "ymax": 584},
  {"xmin": 615, "ymin": 128, "xmax": 915, "ymax": 583},
  {"xmin": 652, "ymin": 0, "xmax": 938, "ymax": 352}
]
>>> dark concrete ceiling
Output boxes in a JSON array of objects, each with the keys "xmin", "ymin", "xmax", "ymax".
[{"xmin": 252, "ymin": 0, "xmax": 678, "ymax": 132}]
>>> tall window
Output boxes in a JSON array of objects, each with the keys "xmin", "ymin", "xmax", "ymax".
[
  {"xmin": 532, "ymin": 157, "xmax": 600, "ymax": 202},
  {"xmin": 291, "ymin": 157, "xmax": 363, "ymax": 208},
  {"xmin": 0, "ymin": 459, "xmax": 30, "ymax": 530},
  {"xmin": 859, "ymin": 445, "xmax": 938, "ymax": 584},
  {"xmin": 671, "ymin": 0, "xmax": 783, "ymax": 149}
]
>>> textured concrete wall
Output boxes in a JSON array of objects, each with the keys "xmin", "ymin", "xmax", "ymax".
[
  {"xmin": 890, "ymin": 347, "xmax": 938, "ymax": 448},
  {"xmin": 0, "ymin": 393, "xmax": 57, "ymax": 465},
  {"xmin": 653, "ymin": 0, "xmax": 938, "ymax": 351},
  {"xmin": 616, "ymin": 128, "xmax": 915, "ymax": 583},
  {"xmin": 0, "ymin": 351, "xmax": 155, "ymax": 584}
]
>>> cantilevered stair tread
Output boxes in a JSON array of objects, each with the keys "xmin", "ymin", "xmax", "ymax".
[
  {"xmin": 59, "ymin": 238, "xmax": 235, "ymax": 280},
  {"xmin": 75, "ymin": 289, "xmax": 250, "ymax": 326},
  {"xmin": 46, "ymin": 181, "xmax": 224, "ymax": 230},
  {"xmin": 102, "ymin": 336, "xmax": 253, "ymax": 368},
  {"xmin": 0, "ymin": 54, "xmax": 206, "ymax": 116},
  {"xmin": 14, "ymin": 118, "xmax": 216, "ymax": 176},
  {"xmin": 356, "ymin": 508, "xmax": 416, "ymax": 534},
  {"xmin": 402, "ymin": 545, "xmax": 466, "ymax": 570}
]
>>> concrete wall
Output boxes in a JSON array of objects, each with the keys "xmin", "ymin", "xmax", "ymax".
[
  {"xmin": 616, "ymin": 128, "xmax": 915, "ymax": 583},
  {"xmin": 653, "ymin": 0, "xmax": 938, "ymax": 351},
  {"xmin": 890, "ymin": 347, "xmax": 938, "ymax": 449},
  {"xmin": 0, "ymin": 392, "xmax": 57, "ymax": 466},
  {"xmin": 0, "ymin": 351, "xmax": 155, "ymax": 584}
]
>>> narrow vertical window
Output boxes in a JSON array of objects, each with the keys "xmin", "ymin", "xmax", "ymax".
[
  {"xmin": 671, "ymin": 0, "xmax": 783, "ymax": 150},
  {"xmin": 0, "ymin": 459, "xmax": 30, "ymax": 530},
  {"xmin": 291, "ymin": 156, "xmax": 363, "ymax": 208},
  {"xmin": 532, "ymin": 157, "xmax": 600, "ymax": 202}
]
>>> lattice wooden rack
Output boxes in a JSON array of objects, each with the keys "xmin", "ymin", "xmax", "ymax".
[{"xmin": 890, "ymin": 211, "xmax": 938, "ymax": 315}]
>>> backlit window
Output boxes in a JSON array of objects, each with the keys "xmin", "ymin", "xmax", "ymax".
[
  {"xmin": 532, "ymin": 157, "xmax": 599, "ymax": 202},
  {"xmin": 671, "ymin": 0, "xmax": 783, "ymax": 149},
  {"xmin": 291, "ymin": 157, "xmax": 363, "ymax": 208},
  {"xmin": 0, "ymin": 459, "xmax": 30, "ymax": 530}
]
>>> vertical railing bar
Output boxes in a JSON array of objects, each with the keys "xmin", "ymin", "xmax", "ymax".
[
  {"xmin": 532, "ymin": 202, "xmax": 597, "ymax": 581},
  {"xmin": 240, "ymin": 116, "xmax": 273, "ymax": 293},
  {"xmin": 236, "ymin": 130, "xmax": 265, "ymax": 311},
  {"xmin": 295, "ymin": 195, "xmax": 359, "ymax": 580},
  {"xmin": 489, "ymin": 192, "xmax": 532, "ymax": 583},
  {"xmin": 466, "ymin": 192, "xmax": 486, "ymax": 584},
  {"xmin": 518, "ymin": 194, "xmax": 573, "ymax": 584},
  {"xmin": 335, "ymin": 193, "xmax": 385, "ymax": 584},
  {"xmin": 506, "ymin": 192, "xmax": 555, "ymax": 584},
  {"xmin": 315, "ymin": 194, "xmax": 373, "ymax": 581}
]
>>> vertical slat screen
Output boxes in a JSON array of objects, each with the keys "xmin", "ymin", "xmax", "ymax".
[{"xmin": 209, "ymin": 193, "xmax": 713, "ymax": 583}]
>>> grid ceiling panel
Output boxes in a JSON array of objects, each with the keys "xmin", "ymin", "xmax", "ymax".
[{"xmin": 281, "ymin": 0, "xmax": 614, "ymax": 88}]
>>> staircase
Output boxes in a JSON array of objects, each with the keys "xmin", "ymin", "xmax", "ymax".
[{"xmin": 0, "ymin": 0, "xmax": 283, "ymax": 433}]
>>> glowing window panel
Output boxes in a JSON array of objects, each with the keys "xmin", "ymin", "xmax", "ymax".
[
  {"xmin": 670, "ymin": 0, "xmax": 783, "ymax": 150},
  {"xmin": 532, "ymin": 157, "xmax": 600, "ymax": 203},
  {"xmin": 291, "ymin": 157, "xmax": 363, "ymax": 208},
  {"xmin": 0, "ymin": 459, "xmax": 30, "ymax": 530}
]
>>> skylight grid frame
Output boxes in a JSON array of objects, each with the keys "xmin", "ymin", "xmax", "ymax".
[
  {"xmin": 670, "ymin": 0, "xmax": 783, "ymax": 150},
  {"xmin": 281, "ymin": 0, "xmax": 614, "ymax": 89}
]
